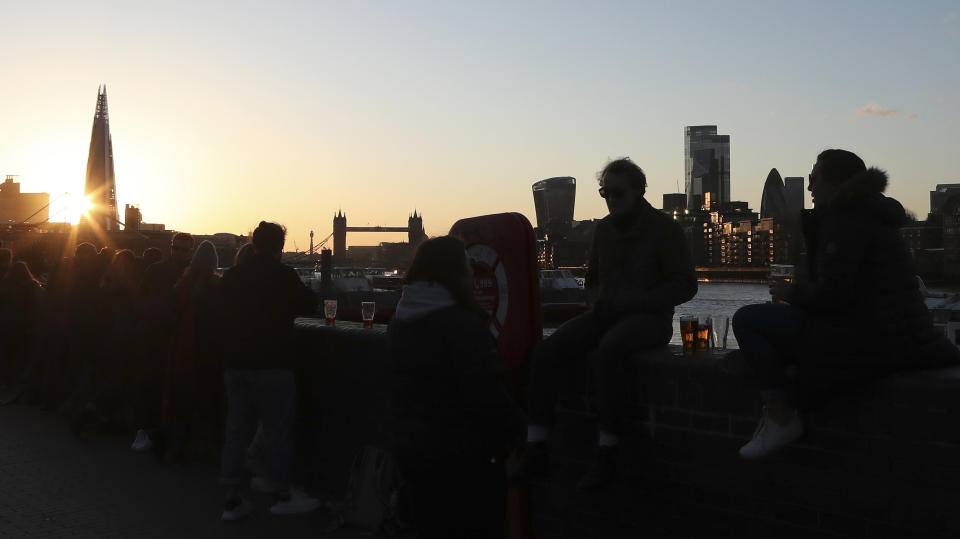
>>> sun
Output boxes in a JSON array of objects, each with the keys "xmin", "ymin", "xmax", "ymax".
[{"xmin": 57, "ymin": 192, "xmax": 94, "ymax": 225}]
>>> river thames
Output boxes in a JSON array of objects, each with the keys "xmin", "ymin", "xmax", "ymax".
[{"xmin": 670, "ymin": 282, "xmax": 771, "ymax": 348}]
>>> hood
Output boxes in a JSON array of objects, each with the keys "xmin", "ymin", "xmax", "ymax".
[
  {"xmin": 829, "ymin": 167, "xmax": 906, "ymax": 228},
  {"xmin": 191, "ymin": 240, "xmax": 219, "ymax": 271},
  {"xmin": 394, "ymin": 282, "xmax": 456, "ymax": 321}
]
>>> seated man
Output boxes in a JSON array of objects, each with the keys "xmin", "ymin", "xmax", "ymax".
[
  {"xmin": 511, "ymin": 158, "xmax": 698, "ymax": 490},
  {"xmin": 733, "ymin": 149, "xmax": 960, "ymax": 459}
]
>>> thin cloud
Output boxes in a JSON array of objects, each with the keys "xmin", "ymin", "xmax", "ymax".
[
  {"xmin": 944, "ymin": 12, "xmax": 958, "ymax": 23},
  {"xmin": 905, "ymin": 113, "xmax": 918, "ymax": 120},
  {"xmin": 856, "ymin": 102, "xmax": 899, "ymax": 118}
]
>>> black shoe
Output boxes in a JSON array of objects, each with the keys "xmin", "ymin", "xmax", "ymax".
[
  {"xmin": 577, "ymin": 445, "xmax": 617, "ymax": 491},
  {"xmin": 508, "ymin": 441, "xmax": 550, "ymax": 485}
]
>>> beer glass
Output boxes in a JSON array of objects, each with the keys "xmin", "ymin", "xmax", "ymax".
[
  {"xmin": 769, "ymin": 264, "xmax": 795, "ymax": 304},
  {"xmin": 361, "ymin": 301, "xmax": 376, "ymax": 328},
  {"xmin": 696, "ymin": 314, "xmax": 712, "ymax": 353},
  {"xmin": 680, "ymin": 315, "xmax": 698, "ymax": 356},
  {"xmin": 712, "ymin": 315, "xmax": 730, "ymax": 350},
  {"xmin": 324, "ymin": 299, "xmax": 337, "ymax": 326}
]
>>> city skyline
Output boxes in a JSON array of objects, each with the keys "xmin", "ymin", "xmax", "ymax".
[{"xmin": 1, "ymin": 1, "xmax": 958, "ymax": 247}]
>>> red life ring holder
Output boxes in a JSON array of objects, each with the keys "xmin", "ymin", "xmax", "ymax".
[{"xmin": 467, "ymin": 243, "xmax": 509, "ymax": 337}]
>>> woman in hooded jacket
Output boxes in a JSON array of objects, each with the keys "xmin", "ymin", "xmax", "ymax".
[
  {"xmin": 389, "ymin": 235, "xmax": 525, "ymax": 539},
  {"xmin": 733, "ymin": 149, "xmax": 960, "ymax": 459},
  {"xmin": 160, "ymin": 240, "xmax": 224, "ymax": 462}
]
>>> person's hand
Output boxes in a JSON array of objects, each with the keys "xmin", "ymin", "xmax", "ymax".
[{"xmin": 770, "ymin": 280, "xmax": 792, "ymax": 303}]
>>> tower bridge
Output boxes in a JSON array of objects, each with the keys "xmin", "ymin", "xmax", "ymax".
[{"xmin": 332, "ymin": 210, "xmax": 426, "ymax": 264}]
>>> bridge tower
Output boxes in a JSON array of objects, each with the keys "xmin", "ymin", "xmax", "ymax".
[
  {"xmin": 408, "ymin": 210, "xmax": 426, "ymax": 247},
  {"xmin": 333, "ymin": 210, "xmax": 347, "ymax": 264}
]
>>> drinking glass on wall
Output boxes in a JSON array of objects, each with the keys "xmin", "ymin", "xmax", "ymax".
[
  {"xmin": 696, "ymin": 314, "xmax": 712, "ymax": 353},
  {"xmin": 324, "ymin": 299, "xmax": 338, "ymax": 326},
  {"xmin": 769, "ymin": 264, "xmax": 796, "ymax": 304},
  {"xmin": 361, "ymin": 301, "xmax": 376, "ymax": 328},
  {"xmin": 712, "ymin": 315, "xmax": 730, "ymax": 350},
  {"xmin": 680, "ymin": 315, "xmax": 698, "ymax": 356}
]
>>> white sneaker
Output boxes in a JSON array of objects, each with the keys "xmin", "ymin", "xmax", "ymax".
[
  {"xmin": 269, "ymin": 488, "xmax": 321, "ymax": 515},
  {"xmin": 131, "ymin": 429, "xmax": 153, "ymax": 452},
  {"xmin": 221, "ymin": 498, "xmax": 254, "ymax": 521},
  {"xmin": 739, "ymin": 408, "xmax": 804, "ymax": 460}
]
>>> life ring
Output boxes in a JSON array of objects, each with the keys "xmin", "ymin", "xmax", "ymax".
[{"xmin": 467, "ymin": 243, "xmax": 509, "ymax": 337}]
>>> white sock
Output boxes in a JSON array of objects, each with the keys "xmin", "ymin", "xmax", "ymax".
[
  {"xmin": 598, "ymin": 431, "xmax": 619, "ymax": 447},
  {"xmin": 527, "ymin": 425, "xmax": 549, "ymax": 443}
]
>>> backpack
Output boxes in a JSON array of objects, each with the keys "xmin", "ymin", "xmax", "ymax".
[{"xmin": 325, "ymin": 446, "xmax": 408, "ymax": 535}]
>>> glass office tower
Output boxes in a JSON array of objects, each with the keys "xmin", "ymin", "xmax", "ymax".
[
  {"xmin": 784, "ymin": 176, "xmax": 805, "ymax": 214},
  {"xmin": 532, "ymin": 177, "xmax": 576, "ymax": 234},
  {"xmin": 685, "ymin": 125, "xmax": 730, "ymax": 211}
]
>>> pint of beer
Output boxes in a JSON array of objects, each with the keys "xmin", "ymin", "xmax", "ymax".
[
  {"xmin": 696, "ymin": 315, "xmax": 712, "ymax": 353},
  {"xmin": 324, "ymin": 299, "xmax": 338, "ymax": 326},
  {"xmin": 680, "ymin": 316, "xmax": 698, "ymax": 356},
  {"xmin": 361, "ymin": 301, "xmax": 376, "ymax": 328},
  {"xmin": 769, "ymin": 264, "xmax": 796, "ymax": 304}
]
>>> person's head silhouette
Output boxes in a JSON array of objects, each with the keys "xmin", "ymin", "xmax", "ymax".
[
  {"xmin": 598, "ymin": 158, "xmax": 647, "ymax": 219},
  {"xmin": 809, "ymin": 149, "xmax": 866, "ymax": 208},
  {"xmin": 252, "ymin": 222, "xmax": 286, "ymax": 259},
  {"xmin": 404, "ymin": 235, "xmax": 481, "ymax": 313}
]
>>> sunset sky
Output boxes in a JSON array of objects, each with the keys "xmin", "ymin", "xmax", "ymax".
[{"xmin": 2, "ymin": 1, "xmax": 958, "ymax": 249}]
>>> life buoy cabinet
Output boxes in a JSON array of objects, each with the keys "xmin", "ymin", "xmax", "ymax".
[{"xmin": 449, "ymin": 212, "xmax": 541, "ymax": 370}]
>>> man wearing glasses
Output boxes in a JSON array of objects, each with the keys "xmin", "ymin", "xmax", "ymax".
[{"xmin": 511, "ymin": 158, "xmax": 697, "ymax": 490}]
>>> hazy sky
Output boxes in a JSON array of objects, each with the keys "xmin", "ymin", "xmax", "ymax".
[{"xmin": 2, "ymin": 1, "xmax": 958, "ymax": 249}]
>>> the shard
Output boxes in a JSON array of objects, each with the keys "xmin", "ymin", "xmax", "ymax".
[{"xmin": 84, "ymin": 85, "xmax": 120, "ymax": 231}]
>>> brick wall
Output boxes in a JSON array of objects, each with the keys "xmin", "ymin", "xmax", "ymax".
[{"xmin": 294, "ymin": 319, "xmax": 960, "ymax": 538}]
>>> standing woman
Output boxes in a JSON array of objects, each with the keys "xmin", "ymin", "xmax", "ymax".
[
  {"xmin": 389, "ymin": 236, "xmax": 525, "ymax": 539},
  {"xmin": 163, "ymin": 240, "xmax": 223, "ymax": 462}
]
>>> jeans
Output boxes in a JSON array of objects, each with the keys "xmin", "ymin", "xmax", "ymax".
[
  {"xmin": 732, "ymin": 303, "xmax": 805, "ymax": 391},
  {"xmin": 527, "ymin": 310, "xmax": 672, "ymax": 435},
  {"xmin": 220, "ymin": 368, "xmax": 297, "ymax": 492}
]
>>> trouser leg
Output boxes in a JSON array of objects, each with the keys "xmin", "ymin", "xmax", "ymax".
[
  {"xmin": 595, "ymin": 313, "xmax": 673, "ymax": 435},
  {"xmin": 732, "ymin": 303, "xmax": 805, "ymax": 392},
  {"xmin": 255, "ymin": 369, "xmax": 297, "ymax": 493},
  {"xmin": 527, "ymin": 311, "xmax": 604, "ymax": 427},
  {"xmin": 220, "ymin": 369, "xmax": 259, "ymax": 487}
]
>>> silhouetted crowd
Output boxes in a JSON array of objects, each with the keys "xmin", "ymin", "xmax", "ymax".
[
  {"xmin": 0, "ymin": 234, "xmax": 223, "ymax": 459},
  {"xmin": 0, "ymin": 222, "xmax": 324, "ymax": 518}
]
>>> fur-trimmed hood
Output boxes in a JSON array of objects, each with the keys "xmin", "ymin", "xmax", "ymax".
[{"xmin": 828, "ymin": 167, "xmax": 905, "ymax": 227}]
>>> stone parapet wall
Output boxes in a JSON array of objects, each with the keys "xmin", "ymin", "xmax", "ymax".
[{"xmin": 293, "ymin": 319, "xmax": 960, "ymax": 538}]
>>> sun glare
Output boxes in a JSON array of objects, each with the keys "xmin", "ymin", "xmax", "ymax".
[{"xmin": 57, "ymin": 192, "xmax": 94, "ymax": 225}]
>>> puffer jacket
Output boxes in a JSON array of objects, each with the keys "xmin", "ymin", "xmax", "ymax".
[{"xmin": 788, "ymin": 167, "xmax": 959, "ymax": 403}]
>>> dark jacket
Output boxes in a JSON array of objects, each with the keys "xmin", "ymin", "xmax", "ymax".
[
  {"xmin": 389, "ymin": 304, "xmax": 525, "ymax": 461},
  {"xmin": 140, "ymin": 258, "xmax": 188, "ymax": 332},
  {"xmin": 585, "ymin": 198, "xmax": 698, "ymax": 322},
  {"xmin": 220, "ymin": 254, "xmax": 316, "ymax": 370},
  {"xmin": 788, "ymin": 168, "xmax": 959, "ymax": 402}
]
